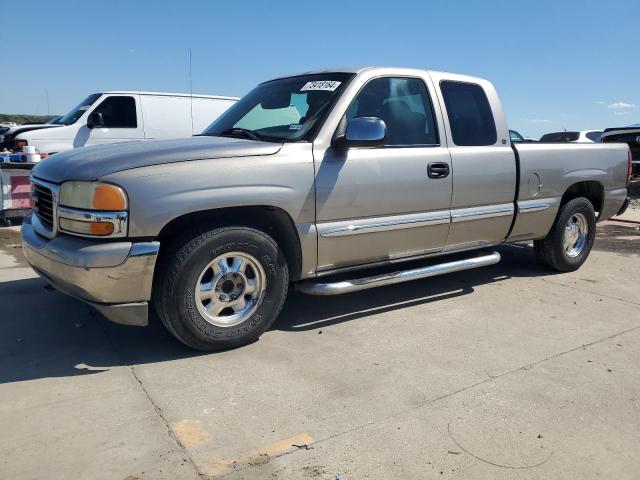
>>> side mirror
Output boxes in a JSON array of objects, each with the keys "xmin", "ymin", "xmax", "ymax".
[
  {"xmin": 87, "ymin": 112, "xmax": 104, "ymax": 129},
  {"xmin": 342, "ymin": 117, "xmax": 387, "ymax": 148}
]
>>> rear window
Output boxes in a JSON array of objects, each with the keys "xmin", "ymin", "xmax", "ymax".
[
  {"xmin": 440, "ymin": 81, "xmax": 497, "ymax": 146},
  {"xmin": 602, "ymin": 131, "xmax": 640, "ymax": 143},
  {"xmin": 540, "ymin": 132, "xmax": 579, "ymax": 142},
  {"xmin": 586, "ymin": 131, "xmax": 602, "ymax": 142},
  {"xmin": 602, "ymin": 130, "xmax": 640, "ymax": 160}
]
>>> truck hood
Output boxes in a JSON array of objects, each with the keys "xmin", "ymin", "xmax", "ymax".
[
  {"xmin": 33, "ymin": 136, "xmax": 283, "ymax": 183},
  {"xmin": 9, "ymin": 124, "xmax": 62, "ymax": 135}
]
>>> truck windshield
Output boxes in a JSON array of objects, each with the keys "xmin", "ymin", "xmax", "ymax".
[
  {"xmin": 57, "ymin": 93, "xmax": 101, "ymax": 125},
  {"xmin": 203, "ymin": 73, "xmax": 355, "ymax": 142}
]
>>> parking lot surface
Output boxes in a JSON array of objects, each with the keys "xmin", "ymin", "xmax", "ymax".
[{"xmin": 1, "ymin": 218, "xmax": 639, "ymax": 479}]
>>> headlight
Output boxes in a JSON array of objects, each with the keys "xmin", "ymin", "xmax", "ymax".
[
  {"xmin": 59, "ymin": 181, "xmax": 127, "ymax": 210},
  {"xmin": 57, "ymin": 181, "xmax": 128, "ymax": 238}
]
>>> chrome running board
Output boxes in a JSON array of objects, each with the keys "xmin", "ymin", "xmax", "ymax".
[{"xmin": 296, "ymin": 251, "xmax": 501, "ymax": 296}]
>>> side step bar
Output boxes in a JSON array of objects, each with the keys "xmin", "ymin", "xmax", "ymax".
[{"xmin": 296, "ymin": 251, "xmax": 501, "ymax": 296}]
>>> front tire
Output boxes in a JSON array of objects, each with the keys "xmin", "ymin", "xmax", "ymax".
[
  {"xmin": 155, "ymin": 227, "xmax": 289, "ymax": 351},
  {"xmin": 534, "ymin": 197, "xmax": 596, "ymax": 272}
]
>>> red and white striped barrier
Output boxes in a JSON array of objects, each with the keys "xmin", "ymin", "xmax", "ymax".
[{"xmin": 1, "ymin": 169, "xmax": 32, "ymax": 213}]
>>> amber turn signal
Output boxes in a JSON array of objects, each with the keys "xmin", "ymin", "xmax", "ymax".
[
  {"xmin": 92, "ymin": 184, "xmax": 127, "ymax": 210},
  {"xmin": 89, "ymin": 222, "xmax": 115, "ymax": 236},
  {"xmin": 59, "ymin": 218, "xmax": 115, "ymax": 236}
]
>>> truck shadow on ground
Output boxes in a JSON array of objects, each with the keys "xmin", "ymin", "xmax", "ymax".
[
  {"xmin": 275, "ymin": 243, "xmax": 543, "ymax": 332},
  {"xmin": 0, "ymin": 243, "xmax": 554, "ymax": 384}
]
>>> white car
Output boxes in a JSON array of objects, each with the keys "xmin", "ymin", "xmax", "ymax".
[
  {"xmin": 3, "ymin": 91, "xmax": 238, "ymax": 155},
  {"xmin": 539, "ymin": 130, "xmax": 603, "ymax": 143}
]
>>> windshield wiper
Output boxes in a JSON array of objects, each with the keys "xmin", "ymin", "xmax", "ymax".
[{"xmin": 218, "ymin": 128, "xmax": 263, "ymax": 142}]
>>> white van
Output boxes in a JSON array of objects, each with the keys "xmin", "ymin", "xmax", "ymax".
[{"xmin": 4, "ymin": 91, "xmax": 238, "ymax": 154}]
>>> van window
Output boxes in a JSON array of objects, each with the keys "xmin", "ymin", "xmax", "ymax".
[
  {"xmin": 440, "ymin": 81, "xmax": 497, "ymax": 146},
  {"xmin": 346, "ymin": 77, "xmax": 438, "ymax": 146},
  {"xmin": 93, "ymin": 96, "xmax": 137, "ymax": 128}
]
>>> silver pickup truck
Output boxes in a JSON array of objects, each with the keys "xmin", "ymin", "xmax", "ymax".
[{"xmin": 21, "ymin": 67, "xmax": 631, "ymax": 350}]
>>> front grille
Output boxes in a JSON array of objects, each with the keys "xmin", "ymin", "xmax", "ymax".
[{"xmin": 32, "ymin": 182, "xmax": 54, "ymax": 228}]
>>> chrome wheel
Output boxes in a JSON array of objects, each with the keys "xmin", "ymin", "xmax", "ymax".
[
  {"xmin": 195, "ymin": 251, "xmax": 267, "ymax": 327},
  {"xmin": 563, "ymin": 212, "xmax": 588, "ymax": 257}
]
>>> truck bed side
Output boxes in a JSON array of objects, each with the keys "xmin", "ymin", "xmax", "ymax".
[{"xmin": 508, "ymin": 142, "xmax": 629, "ymax": 241}]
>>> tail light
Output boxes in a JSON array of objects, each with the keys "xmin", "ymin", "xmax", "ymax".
[{"xmin": 627, "ymin": 150, "xmax": 633, "ymax": 187}]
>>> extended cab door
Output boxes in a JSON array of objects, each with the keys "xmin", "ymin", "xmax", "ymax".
[
  {"xmin": 431, "ymin": 73, "xmax": 517, "ymax": 251},
  {"xmin": 313, "ymin": 74, "xmax": 453, "ymax": 272},
  {"xmin": 78, "ymin": 94, "xmax": 144, "ymax": 147}
]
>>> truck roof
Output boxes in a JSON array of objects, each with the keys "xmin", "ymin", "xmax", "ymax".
[
  {"xmin": 269, "ymin": 66, "xmax": 489, "ymax": 84},
  {"xmin": 102, "ymin": 91, "xmax": 239, "ymax": 101}
]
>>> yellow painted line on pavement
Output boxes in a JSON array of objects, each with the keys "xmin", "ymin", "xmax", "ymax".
[
  {"xmin": 171, "ymin": 419, "xmax": 210, "ymax": 448},
  {"xmin": 198, "ymin": 432, "xmax": 314, "ymax": 477}
]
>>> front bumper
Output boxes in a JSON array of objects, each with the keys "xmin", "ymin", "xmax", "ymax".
[{"xmin": 21, "ymin": 214, "xmax": 160, "ymax": 326}]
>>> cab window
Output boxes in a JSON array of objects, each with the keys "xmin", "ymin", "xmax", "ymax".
[
  {"xmin": 441, "ymin": 81, "xmax": 497, "ymax": 146},
  {"xmin": 93, "ymin": 96, "xmax": 137, "ymax": 128},
  {"xmin": 346, "ymin": 77, "xmax": 439, "ymax": 146}
]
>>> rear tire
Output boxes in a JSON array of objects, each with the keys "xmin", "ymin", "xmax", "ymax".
[
  {"xmin": 154, "ymin": 227, "xmax": 289, "ymax": 351},
  {"xmin": 534, "ymin": 197, "xmax": 596, "ymax": 272}
]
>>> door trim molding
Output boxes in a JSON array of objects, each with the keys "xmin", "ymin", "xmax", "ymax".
[
  {"xmin": 450, "ymin": 204, "xmax": 514, "ymax": 223},
  {"xmin": 319, "ymin": 211, "xmax": 450, "ymax": 238},
  {"xmin": 517, "ymin": 198, "xmax": 558, "ymax": 213}
]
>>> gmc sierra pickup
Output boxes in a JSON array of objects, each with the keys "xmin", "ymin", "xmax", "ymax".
[{"xmin": 21, "ymin": 67, "xmax": 632, "ymax": 350}]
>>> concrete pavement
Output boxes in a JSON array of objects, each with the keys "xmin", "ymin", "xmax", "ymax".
[{"xmin": 0, "ymin": 217, "xmax": 639, "ymax": 479}]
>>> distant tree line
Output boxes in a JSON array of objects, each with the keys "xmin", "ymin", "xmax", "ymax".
[{"xmin": 0, "ymin": 114, "xmax": 59, "ymax": 125}]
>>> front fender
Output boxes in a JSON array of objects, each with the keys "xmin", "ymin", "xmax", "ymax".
[{"xmin": 101, "ymin": 143, "xmax": 316, "ymax": 238}]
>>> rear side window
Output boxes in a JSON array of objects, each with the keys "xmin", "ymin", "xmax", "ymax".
[
  {"xmin": 440, "ymin": 81, "xmax": 497, "ymax": 146},
  {"xmin": 93, "ymin": 96, "xmax": 137, "ymax": 128}
]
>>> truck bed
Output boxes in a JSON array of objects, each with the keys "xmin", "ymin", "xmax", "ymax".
[{"xmin": 508, "ymin": 142, "xmax": 629, "ymax": 241}]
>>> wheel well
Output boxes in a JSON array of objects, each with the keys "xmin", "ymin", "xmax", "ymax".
[
  {"xmin": 156, "ymin": 206, "xmax": 303, "ymax": 280},
  {"xmin": 561, "ymin": 181, "xmax": 603, "ymax": 214}
]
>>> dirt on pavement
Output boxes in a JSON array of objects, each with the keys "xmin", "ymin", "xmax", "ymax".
[
  {"xmin": 594, "ymin": 221, "xmax": 640, "ymax": 256},
  {"xmin": 0, "ymin": 227, "xmax": 27, "ymax": 267}
]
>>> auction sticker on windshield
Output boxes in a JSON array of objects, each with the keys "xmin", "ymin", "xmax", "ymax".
[{"xmin": 301, "ymin": 81, "xmax": 341, "ymax": 92}]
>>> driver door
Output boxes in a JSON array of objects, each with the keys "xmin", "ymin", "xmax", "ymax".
[
  {"xmin": 77, "ymin": 94, "xmax": 144, "ymax": 147},
  {"xmin": 314, "ymin": 76, "xmax": 453, "ymax": 272}
]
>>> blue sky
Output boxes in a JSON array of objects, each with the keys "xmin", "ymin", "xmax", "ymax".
[{"xmin": 1, "ymin": 0, "xmax": 637, "ymax": 138}]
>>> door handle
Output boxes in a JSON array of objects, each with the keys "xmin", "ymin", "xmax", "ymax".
[{"xmin": 427, "ymin": 162, "xmax": 450, "ymax": 179}]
